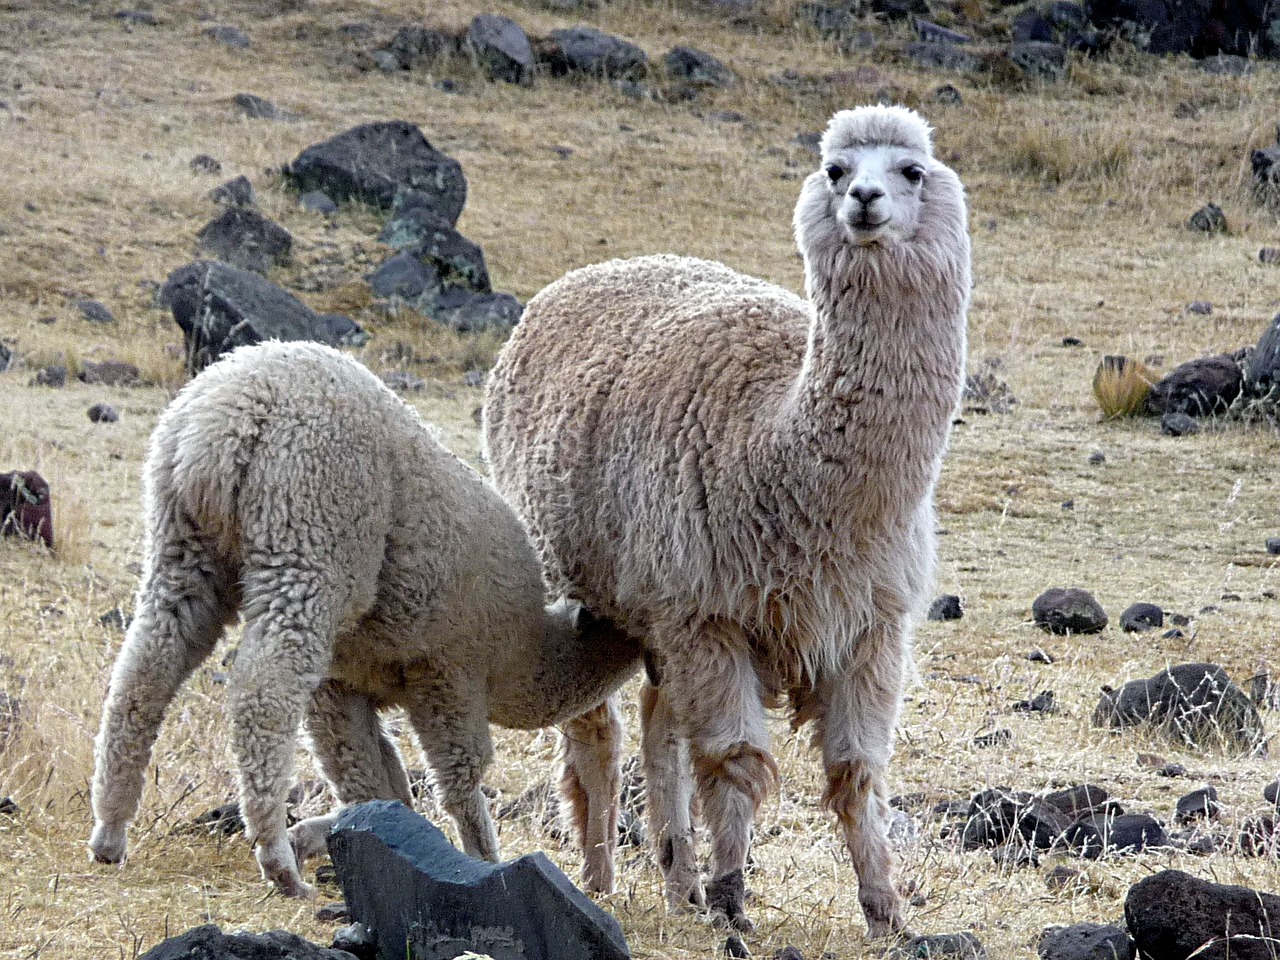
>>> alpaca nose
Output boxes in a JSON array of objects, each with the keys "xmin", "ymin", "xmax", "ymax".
[{"xmin": 850, "ymin": 185, "xmax": 884, "ymax": 206}]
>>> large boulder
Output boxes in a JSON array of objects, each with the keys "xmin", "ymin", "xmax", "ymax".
[
  {"xmin": 468, "ymin": 14, "xmax": 534, "ymax": 84},
  {"xmin": 327, "ymin": 800, "xmax": 630, "ymax": 960},
  {"xmin": 1092, "ymin": 663, "xmax": 1266, "ymax": 754},
  {"xmin": 137, "ymin": 924, "xmax": 356, "ymax": 960},
  {"xmin": 540, "ymin": 26, "xmax": 649, "ymax": 80},
  {"xmin": 377, "ymin": 207, "xmax": 491, "ymax": 292},
  {"xmin": 1, "ymin": 471, "xmax": 53, "ymax": 549},
  {"xmin": 160, "ymin": 261, "xmax": 368, "ymax": 375},
  {"xmin": 1032, "ymin": 587, "xmax": 1108, "ymax": 634},
  {"xmin": 1085, "ymin": 0, "xmax": 1270, "ymax": 56},
  {"xmin": 1038, "ymin": 923, "xmax": 1134, "ymax": 960},
  {"xmin": 195, "ymin": 207, "xmax": 292, "ymax": 274},
  {"xmin": 1246, "ymin": 311, "xmax": 1280, "ymax": 395},
  {"xmin": 1148, "ymin": 354, "xmax": 1243, "ymax": 416},
  {"xmin": 285, "ymin": 121, "xmax": 467, "ymax": 223},
  {"xmin": 1125, "ymin": 869, "xmax": 1280, "ymax": 959}
]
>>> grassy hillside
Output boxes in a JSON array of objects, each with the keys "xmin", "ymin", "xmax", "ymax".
[{"xmin": 0, "ymin": 1, "xmax": 1277, "ymax": 957}]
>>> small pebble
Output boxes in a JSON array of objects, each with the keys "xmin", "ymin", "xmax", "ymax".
[
  {"xmin": 78, "ymin": 299, "xmax": 114, "ymax": 323},
  {"xmin": 314, "ymin": 902, "xmax": 348, "ymax": 923},
  {"xmin": 1062, "ymin": 336, "xmax": 1083, "ymax": 346},
  {"xmin": 973, "ymin": 728, "xmax": 1012, "ymax": 748},
  {"xmin": 1260, "ymin": 247, "xmax": 1280, "ymax": 264},
  {"xmin": 1028, "ymin": 648, "xmax": 1054, "ymax": 664},
  {"xmin": 87, "ymin": 403, "xmax": 118, "ymax": 423},
  {"xmin": 299, "ymin": 190, "xmax": 338, "ymax": 215},
  {"xmin": 1161, "ymin": 412, "xmax": 1199, "ymax": 436},
  {"xmin": 1186, "ymin": 300, "xmax": 1213, "ymax": 314},
  {"xmin": 1266, "ymin": 537, "xmax": 1280, "ymax": 555},
  {"xmin": 1087, "ymin": 451, "xmax": 1105, "ymax": 465}
]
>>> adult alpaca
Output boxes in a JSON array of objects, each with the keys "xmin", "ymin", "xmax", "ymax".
[
  {"xmin": 89, "ymin": 341, "xmax": 640, "ymax": 898},
  {"xmin": 483, "ymin": 105, "xmax": 970, "ymax": 935}
]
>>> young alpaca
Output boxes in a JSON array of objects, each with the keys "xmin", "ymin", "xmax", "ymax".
[
  {"xmin": 483, "ymin": 105, "xmax": 970, "ymax": 936},
  {"xmin": 89, "ymin": 341, "xmax": 641, "ymax": 898}
]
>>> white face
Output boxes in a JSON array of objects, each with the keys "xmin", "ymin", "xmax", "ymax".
[{"xmin": 819, "ymin": 144, "xmax": 929, "ymax": 246}]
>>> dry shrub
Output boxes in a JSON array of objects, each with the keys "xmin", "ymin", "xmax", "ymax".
[
  {"xmin": 51, "ymin": 478, "xmax": 93, "ymax": 566},
  {"xmin": 1092, "ymin": 355, "xmax": 1157, "ymax": 418},
  {"xmin": 1007, "ymin": 123, "xmax": 1133, "ymax": 184}
]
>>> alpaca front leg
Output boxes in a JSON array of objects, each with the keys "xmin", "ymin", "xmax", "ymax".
[
  {"xmin": 559, "ymin": 694, "xmax": 623, "ymax": 894},
  {"xmin": 639, "ymin": 680, "xmax": 703, "ymax": 911},
  {"xmin": 663, "ymin": 624, "xmax": 777, "ymax": 932},
  {"xmin": 408, "ymin": 699, "xmax": 500, "ymax": 861},
  {"xmin": 817, "ymin": 625, "xmax": 909, "ymax": 938},
  {"xmin": 291, "ymin": 679, "xmax": 413, "ymax": 865},
  {"xmin": 90, "ymin": 542, "xmax": 232, "ymax": 865}
]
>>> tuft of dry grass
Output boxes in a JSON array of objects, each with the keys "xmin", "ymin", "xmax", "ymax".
[
  {"xmin": 2, "ymin": 1, "xmax": 1280, "ymax": 959},
  {"xmin": 1091, "ymin": 355, "xmax": 1158, "ymax": 419}
]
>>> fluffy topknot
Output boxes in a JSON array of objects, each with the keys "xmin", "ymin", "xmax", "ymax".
[{"xmin": 820, "ymin": 104, "xmax": 934, "ymax": 159}]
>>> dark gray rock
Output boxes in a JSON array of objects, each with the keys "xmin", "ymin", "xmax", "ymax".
[
  {"xmin": 370, "ymin": 50, "xmax": 400, "ymax": 72},
  {"xmin": 1032, "ymin": 587, "xmax": 1107, "ymax": 634},
  {"xmin": 377, "ymin": 208, "xmax": 491, "ymax": 292},
  {"xmin": 1245, "ymin": 311, "xmax": 1280, "ymax": 394},
  {"xmin": 1265, "ymin": 779, "xmax": 1278, "ymax": 806},
  {"xmin": 1126, "ymin": 869, "xmax": 1280, "ymax": 960},
  {"xmin": 1189, "ymin": 202, "xmax": 1227, "ymax": 232},
  {"xmin": 1118, "ymin": 602, "xmax": 1164, "ymax": 632},
  {"xmin": 1007, "ymin": 41, "xmax": 1069, "ymax": 82},
  {"xmin": 1148, "ymin": 355, "xmax": 1242, "ymax": 416},
  {"xmin": 961, "ymin": 788, "xmax": 1071, "ymax": 850},
  {"xmin": 889, "ymin": 933, "xmax": 986, "ymax": 958},
  {"xmin": 907, "ymin": 40, "xmax": 984, "ymax": 71},
  {"xmin": 1238, "ymin": 815, "xmax": 1277, "ymax": 856},
  {"xmin": 1092, "ymin": 663, "xmax": 1265, "ymax": 754},
  {"xmin": 31, "ymin": 365, "xmax": 67, "ymax": 388},
  {"xmin": 1028, "ymin": 648, "xmax": 1054, "ymax": 663},
  {"xmin": 196, "ymin": 208, "xmax": 292, "ymax": 274},
  {"xmin": 137, "ymin": 924, "xmax": 355, "ymax": 960},
  {"xmin": 1, "ymin": 471, "xmax": 53, "ymax": 549},
  {"xmin": 192, "ymin": 802, "xmax": 245, "ymax": 836},
  {"xmin": 204, "ymin": 25, "xmax": 249, "ymax": 49},
  {"xmin": 386, "ymin": 25, "xmax": 460, "ymax": 70},
  {"xmin": 663, "ymin": 46, "xmax": 735, "ymax": 86},
  {"xmin": 1042, "ymin": 784, "xmax": 1112, "ymax": 821},
  {"xmin": 0, "ymin": 343, "xmax": 11, "ymax": 372},
  {"xmin": 1175, "ymin": 786, "xmax": 1220, "ymax": 823},
  {"xmin": 915, "ymin": 18, "xmax": 972, "ymax": 42},
  {"xmin": 190, "ymin": 154, "xmax": 222, "ymax": 174},
  {"xmin": 468, "ymin": 14, "xmax": 534, "ymax": 84},
  {"xmin": 1012, "ymin": 690, "xmax": 1057, "ymax": 714},
  {"xmin": 233, "ymin": 93, "xmax": 294, "ymax": 121},
  {"xmin": 327, "ymin": 800, "xmax": 630, "ymax": 960},
  {"xmin": 367, "ymin": 252, "xmax": 443, "ymax": 304},
  {"xmin": 927, "ymin": 594, "xmax": 963, "ymax": 621},
  {"xmin": 99, "ymin": 606, "xmax": 129, "ymax": 630},
  {"xmin": 78, "ymin": 299, "xmax": 114, "ymax": 323},
  {"xmin": 429, "ymin": 287, "xmax": 523, "ymax": 334},
  {"xmin": 115, "ymin": 10, "xmax": 159, "ymax": 26},
  {"xmin": 1037, "ymin": 923, "xmax": 1133, "ymax": 960},
  {"xmin": 972, "ymin": 728, "xmax": 1012, "ymax": 748},
  {"xmin": 542, "ymin": 26, "xmax": 649, "ymax": 80},
  {"xmin": 796, "ymin": 2, "xmax": 854, "ymax": 35},
  {"xmin": 931, "ymin": 83, "xmax": 964, "ymax": 104},
  {"xmin": 0, "ymin": 796, "xmax": 18, "ymax": 817},
  {"xmin": 210, "ymin": 175, "xmax": 256, "ymax": 207},
  {"xmin": 79, "ymin": 360, "xmax": 140, "ymax": 386},
  {"xmin": 1267, "ymin": 537, "xmax": 1280, "ymax": 555},
  {"xmin": 1161, "ymin": 411, "xmax": 1201, "ymax": 436},
  {"xmin": 381, "ymin": 371, "xmax": 426, "ymax": 393},
  {"xmin": 1063, "ymin": 812, "xmax": 1169, "ymax": 859},
  {"xmin": 724, "ymin": 935, "xmax": 749, "ymax": 957},
  {"xmin": 160, "ymin": 261, "xmax": 367, "ymax": 375},
  {"xmin": 300, "ymin": 191, "xmax": 339, "ymax": 215},
  {"xmin": 1187, "ymin": 300, "xmax": 1213, "ymax": 314},
  {"xmin": 285, "ymin": 121, "xmax": 467, "ymax": 223},
  {"xmin": 330, "ymin": 923, "xmax": 373, "ymax": 960},
  {"xmin": 1014, "ymin": 9, "xmax": 1055, "ymax": 41}
]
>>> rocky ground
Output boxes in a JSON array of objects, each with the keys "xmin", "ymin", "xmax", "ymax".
[{"xmin": 1, "ymin": 0, "xmax": 1279, "ymax": 958}]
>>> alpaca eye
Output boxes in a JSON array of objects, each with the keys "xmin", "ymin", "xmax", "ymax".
[
  {"xmin": 825, "ymin": 164, "xmax": 845, "ymax": 183},
  {"xmin": 901, "ymin": 164, "xmax": 925, "ymax": 184}
]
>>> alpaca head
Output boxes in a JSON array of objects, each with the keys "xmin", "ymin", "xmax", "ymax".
[{"xmin": 793, "ymin": 106, "xmax": 968, "ymax": 287}]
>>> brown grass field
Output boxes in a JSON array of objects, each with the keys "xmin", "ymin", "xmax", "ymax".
[{"xmin": 1, "ymin": 0, "xmax": 1279, "ymax": 957}]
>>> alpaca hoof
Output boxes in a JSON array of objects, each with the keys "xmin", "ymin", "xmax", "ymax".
[
  {"xmin": 707, "ymin": 869, "xmax": 753, "ymax": 932},
  {"xmin": 581, "ymin": 862, "xmax": 615, "ymax": 896},
  {"xmin": 256, "ymin": 837, "xmax": 312, "ymax": 898},
  {"xmin": 88, "ymin": 823, "xmax": 128, "ymax": 864},
  {"xmin": 861, "ymin": 890, "xmax": 908, "ymax": 938}
]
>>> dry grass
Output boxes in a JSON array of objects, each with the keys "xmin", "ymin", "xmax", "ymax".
[
  {"xmin": 1091, "ymin": 355, "xmax": 1157, "ymax": 419},
  {"xmin": 2, "ymin": 1, "xmax": 1280, "ymax": 958}
]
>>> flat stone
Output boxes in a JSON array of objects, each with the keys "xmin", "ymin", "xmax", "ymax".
[
  {"xmin": 664, "ymin": 46, "xmax": 735, "ymax": 86},
  {"xmin": 285, "ymin": 121, "xmax": 467, "ymax": 222},
  {"xmin": 541, "ymin": 26, "xmax": 649, "ymax": 80},
  {"xmin": 927, "ymin": 594, "xmax": 963, "ymax": 621},
  {"xmin": 79, "ymin": 359, "xmax": 140, "ymax": 386},
  {"xmin": 1064, "ymin": 812, "xmax": 1169, "ymax": 859},
  {"xmin": 160, "ymin": 261, "xmax": 367, "ymax": 374},
  {"xmin": 78, "ymin": 299, "xmax": 114, "ymax": 323},
  {"xmin": 1042, "ymin": 784, "xmax": 1112, "ymax": 821},
  {"xmin": 1148, "ymin": 355, "xmax": 1242, "ymax": 417},
  {"xmin": 1125, "ymin": 869, "xmax": 1280, "ymax": 960},
  {"xmin": 915, "ymin": 17, "xmax": 972, "ymax": 42},
  {"xmin": 1032, "ymin": 587, "xmax": 1107, "ymax": 635},
  {"xmin": 428, "ymin": 287, "xmax": 523, "ymax": 334},
  {"xmin": 1118, "ymin": 602, "xmax": 1163, "ymax": 632},
  {"xmin": 136, "ymin": 924, "xmax": 354, "ymax": 960},
  {"xmin": 204, "ymin": 25, "xmax": 249, "ymax": 49},
  {"xmin": 328, "ymin": 800, "xmax": 630, "ymax": 960},
  {"xmin": 232, "ymin": 92, "xmax": 295, "ymax": 121},
  {"xmin": 888, "ymin": 932, "xmax": 986, "ymax": 958},
  {"xmin": 1175, "ymin": 786, "xmax": 1220, "ymax": 824},
  {"xmin": 1037, "ymin": 923, "xmax": 1133, "ymax": 960}
]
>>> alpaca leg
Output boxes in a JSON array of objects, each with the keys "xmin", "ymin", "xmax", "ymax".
[
  {"xmin": 407, "ymin": 696, "xmax": 499, "ymax": 861},
  {"xmin": 559, "ymin": 694, "xmax": 623, "ymax": 894},
  {"xmin": 228, "ymin": 572, "xmax": 339, "ymax": 899},
  {"xmin": 90, "ymin": 525, "xmax": 234, "ymax": 864},
  {"xmin": 290, "ymin": 679, "xmax": 413, "ymax": 865},
  {"xmin": 640, "ymin": 680, "xmax": 703, "ymax": 911},
  {"xmin": 816, "ymin": 624, "xmax": 909, "ymax": 938},
  {"xmin": 664, "ymin": 625, "xmax": 777, "ymax": 931}
]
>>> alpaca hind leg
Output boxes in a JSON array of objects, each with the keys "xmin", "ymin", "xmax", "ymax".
[
  {"xmin": 290, "ymin": 679, "xmax": 412, "ymax": 865},
  {"xmin": 228, "ymin": 571, "xmax": 339, "ymax": 899},
  {"xmin": 640, "ymin": 680, "xmax": 703, "ymax": 910},
  {"xmin": 559, "ymin": 694, "xmax": 623, "ymax": 894},
  {"xmin": 816, "ymin": 623, "xmax": 909, "ymax": 938},
  {"xmin": 408, "ymin": 695, "xmax": 499, "ymax": 861},
  {"xmin": 665, "ymin": 625, "xmax": 777, "ymax": 931},
  {"xmin": 90, "ymin": 525, "xmax": 234, "ymax": 864}
]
